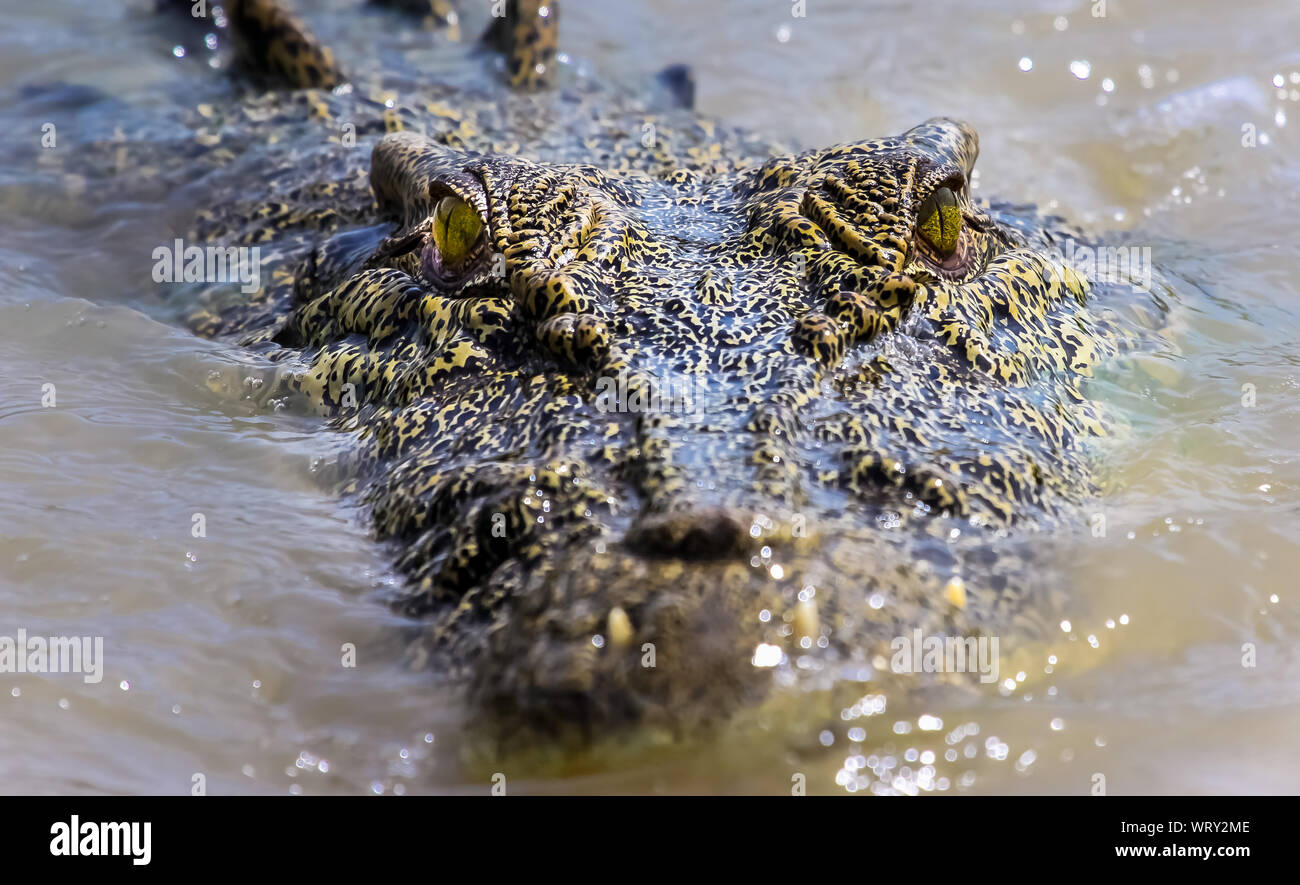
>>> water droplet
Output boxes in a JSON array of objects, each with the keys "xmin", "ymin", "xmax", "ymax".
[{"xmin": 752, "ymin": 643, "xmax": 782, "ymax": 668}]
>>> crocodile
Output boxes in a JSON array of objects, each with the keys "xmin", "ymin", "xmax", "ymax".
[{"xmin": 35, "ymin": 0, "xmax": 1162, "ymax": 743}]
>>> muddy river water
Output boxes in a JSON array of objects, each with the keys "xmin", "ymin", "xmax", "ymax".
[{"xmin": 1, "ymin": 0, "xmax": 1298, "ymax": 794}]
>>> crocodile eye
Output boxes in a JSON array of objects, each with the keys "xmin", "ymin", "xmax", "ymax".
[
  {"xmin": 432, "ymin": 195, "xmax": 484, "ymax": 269},
  {"xmin": 421, "ymin": 193, "xmax": 489, "ymax": 287},
  {"xmin": 917, "ymin": 186, "xmax": 961, "ymax": 259}
]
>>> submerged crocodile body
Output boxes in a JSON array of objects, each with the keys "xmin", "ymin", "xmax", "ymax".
[{"xmin": 45, "ymin": 0, "xmax": 1159, "ymax": 738}]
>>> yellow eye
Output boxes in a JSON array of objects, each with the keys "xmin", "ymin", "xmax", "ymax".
[
  {"xmin": 917, "ymin": 186, "xmax": 962, "ymax": 259},
  {"xmin": 431, "ymin": 195, "xmax": 483, "ymax": 268}
]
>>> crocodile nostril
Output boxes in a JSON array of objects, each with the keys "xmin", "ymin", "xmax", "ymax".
[{"xmin": 624, "ymin": 507, "xmax": 750, "ymax": 560}]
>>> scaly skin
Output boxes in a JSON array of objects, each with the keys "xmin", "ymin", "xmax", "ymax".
[{"xmin": 55, "ymin": 1, "xmax": 1158, "ymax": 738}]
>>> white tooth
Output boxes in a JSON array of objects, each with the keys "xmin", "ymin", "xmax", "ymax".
[
  {"xmin": 607, "ymin": 606, "xmax": 633, "ymax": 649},
  {"xmin": 794, "ymin": 598, "xmax": 819, "ymax": 640},
  {"xmin": 943, "ymin": 577, "xmax": 967, "ymax": 610}
]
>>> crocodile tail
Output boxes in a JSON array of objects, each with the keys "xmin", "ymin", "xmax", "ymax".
[
  {"xmin": 481, "ymin": 0, "xmax": 560, "ymax": 90},
  {"xmin": 225, "ymin": 0, "xmax": 346, "ymax": 90}
]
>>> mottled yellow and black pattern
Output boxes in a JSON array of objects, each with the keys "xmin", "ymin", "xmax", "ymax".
[
  {"xmin": 226, "ymin": 0, "xmax": 345, "ymax": 89},
  {"xmin": 482, "ymin": 0, "xmax": 560, "ymax": 90},
  {"xmin": 62, "ymin": 1, "xmax": 1162, "ymax": 736}
]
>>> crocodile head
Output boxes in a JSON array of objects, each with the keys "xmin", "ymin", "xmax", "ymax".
[
  {"xmin": 22, "ymin": 0, "xmax": 1152, "ymax": 742},
  {"xmin": 250, "ymin": 115, "xmax": 1134, "ymax": 736}
]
